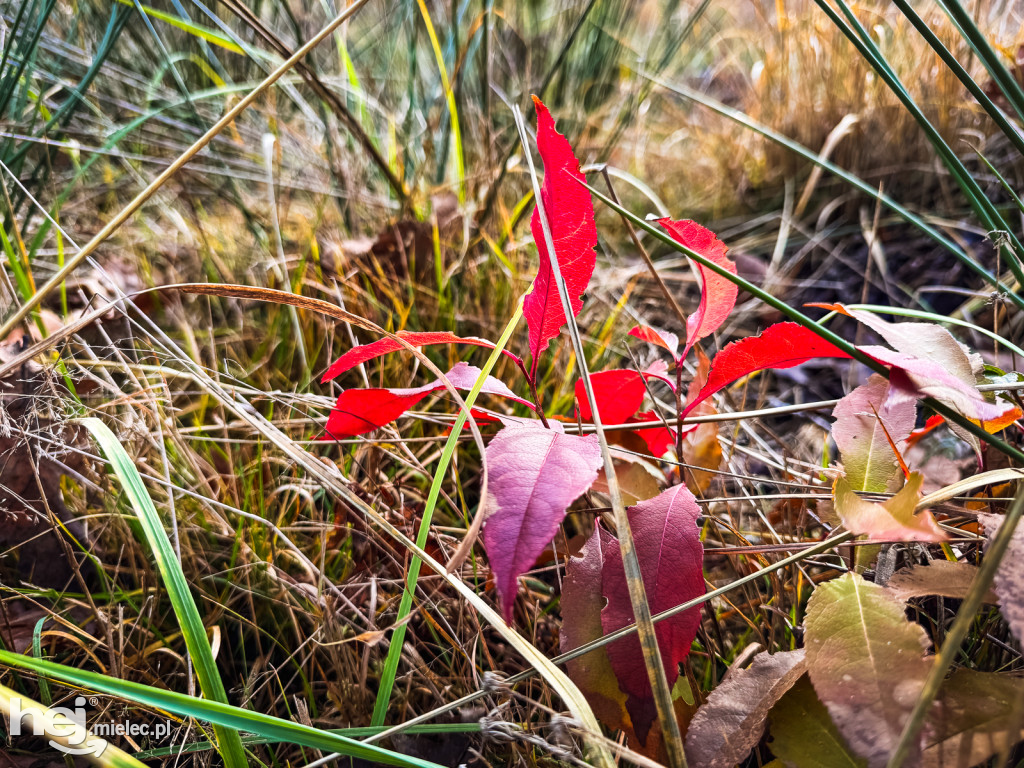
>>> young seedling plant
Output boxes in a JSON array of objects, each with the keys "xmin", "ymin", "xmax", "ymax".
[{"xmin": 321, "ymin": 99, "xmax": 1024, "ymax": 767}]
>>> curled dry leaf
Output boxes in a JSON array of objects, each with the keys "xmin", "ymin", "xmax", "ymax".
[
  {"xmin": 685, "ymin": 649, "xmax": 806, "ymax": 768},
  {"xmin": 833, "ymin": 472, "xmax": 946, "ymax": 543},
  {"xmin": 322, "ymin": 330, "xmax": 521, "ymax": 382},
  {"xmin": 832, "ymin": 374, "xmax": 916, "ymax": 493},
  {"xmin": 600, "ymin": 484, "xmax": 705, "ymax": 742},
  {"xmin": 804, "ymin": 572, "xmax": 932, "ymax": 768},
  {"xmin": 325, "ymin": 362, "xmax": 532, "ymax": 438},
  {"xmin": 886, "ymin": 560, "xmax": 996, "ymax": 604},
  {"xmin": 481, "ymin": 421, "xmax": 603, "ymax": 621},
  {"xmin": 978, "ymin": 512, "xmax": 1024, "ymax": 647},
  {"xmin": 523, "ymin": 96, "xmax": 598, "ymax": 379}
]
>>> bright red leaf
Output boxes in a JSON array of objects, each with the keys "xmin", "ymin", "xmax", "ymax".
[
  {"xmin": 321, "ymin": 331, "xmax": 521, "ymax": 383},
  {"xmin": 683, "ymin": 322, "xmax": 853, "ymax": 416},
  {"xmin": 658, "ymin": 218, "xmax": 737, "ymax": 359},
  {"xmin": 631, "ymin": 411, "xmax": 677, "ymax": 457},
  {"xmin": 575, "ymin": 369, "xmax": 651, "ymax": 425},
  {"xmin": 629, "ymin": 325, "xmax": 680, "ymax": 360},
  {"xmin": 481, "ymin": 421, "xmax": 603, "ymax": 621},
  {"xmin": 601, "ymin": 484, "xmax": 705, "ymax": 743},
  {"xmin": 575, "ymin": 365, "xmax": 676, "ymax": 454},
  {"xmin": 523, "ymin": 97, "xmax": 598, "ymax": 380},
  {"xmin": 325, "ymin": 362, "xmax": 532, "ymax": 438}
]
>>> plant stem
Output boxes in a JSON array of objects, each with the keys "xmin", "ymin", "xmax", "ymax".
[{"xmin": 514, "ymin": 105, "xmax": 687, "ymax": 768}]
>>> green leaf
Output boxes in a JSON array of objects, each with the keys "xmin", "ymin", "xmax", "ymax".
[
  {"xmin": 804, "ymin": 572, "xmax": 932, "ymax": 767},
  {"xmin": 768, "ymin": 675, "xmax": 867, "ymax": 768}
]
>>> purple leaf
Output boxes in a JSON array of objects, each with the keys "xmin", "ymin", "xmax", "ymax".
[
  {"xmin": 481, "ymin": 422, "xmax": 603, "ymax": 621},
  {"xmin": 601, "ymin": 484, "xmax": 705, "ymax": 742}
]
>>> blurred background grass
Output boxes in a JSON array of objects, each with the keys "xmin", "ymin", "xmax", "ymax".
[{"xmin": 1, "ymin": 0, "xmax": 1023, "ymax": 764}]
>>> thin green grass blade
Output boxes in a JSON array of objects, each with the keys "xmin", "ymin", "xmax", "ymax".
[
  {"xmin": 0, "ymin": 651, "xmax": 445, "ymax": 768},
  {"xmin": 818, "ymin": 0, "xmax": 1024, "ymax": 286},
  {"xmin": 843, "ymin": 303, "xmax": 1024, "ymax": 359},
  {"xmin": 936, "ymin": 0, "xmax": 1024, "ymax": 123},
  {"xmin": 891, "ymin": 0, "xmax": 1024, "ymax": 158},
  {"xmin": 134, "ymin": 723, "xmax": 481, "ymax": 759},
  {"xmin": 416, "ymin": 0, "xmax": 466, "ymax": 203},
  {"xmin": 79, "ymin": 417, "xmax": 247, "ymax": 768},
  {"xmin": 371, "ymin": 301, "xmax": 523, "ymax": 725},
  {"xmin": 111, "ymin": 0, "xmax": 243, "ymax": 52},
  {"xmin": 646, "ymin": 74, "xmax": 1024, "ymax": 311},
  {"xmin": 975, "ymin": 148, "xmax": 1024, "ymax": 217}
]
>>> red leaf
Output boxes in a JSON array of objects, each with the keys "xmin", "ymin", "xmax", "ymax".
[
  {"xmin": 325, "ymin": 362, "xmax": 532, "ymax": 438},
  {"xmin": 632, "ymin": 411, "xmax": 677, "ymax": 457},
  {"xmin": 657, "ymin": 218, "xmax": 737, "ymax": 358},
  {"xmin": 523, "ymin": 97, "xmax": 598, "ymax": 379},
  {"xmin": 481, "ymin": 422, "xmax": 603, "ymax": 621},
  {"xmin": 601, "ymin": 484, "xmax": 705, "ymax": 742},
  {"xmin": 684, "ymin": 322, "xmax": 853, "ymax": 416},
  {"xmin": 629, "ymin": 325, "xmax": 680, "ymax": 360},
  {"xmin": 575, "ymin": 369, "xmax": 650, "ymax": 425},
  {"xmin": 321, "ymin": 331, "xmax": 521, "ymax": 383}
]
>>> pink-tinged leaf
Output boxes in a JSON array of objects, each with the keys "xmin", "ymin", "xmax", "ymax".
[
  {"xmin": 481, "ymin": 422, "xmax": 603, "ymax": 621},
  {"xmin": 685, "ymin": 649, "xmax": 807, "ymax": 768},
  {"xmin": 562, "ymin": 528, "xmax": 631, "ymax": 733},
  {"xmin": 813, "ymin": 303, "xmax": 981, "ymax": 384},
  {"xmin": 804, "ymin": 572, "xmax": 932, "ymax": 768},
  {"xmin": 629, "ymin": 325, "xmax": 680, "ymax": 359},
  {"xmin": 833, "ymin": 472, "xmax": 946, "ymax": 543},
  {"xmin": 601, "ymin": 484, "xmax": 704, "ymax": 742},
  {"xmin": 833, "ymin": 374, "xmax": 917, "ymax": 493},
  {"xmin": 322, "ymin": 331, "xmax": 520, "ymax": 383},
  {"xmin": 658, "ymin": 218, "xmax": 737, "ymax": 358},
  {"xmin": 979, "ymin": 513, "xmax": 1024, "ymax": 648},
  {"xmin": 684, "ymin": 323, "xmax": 853, "ymax": 416},
  {"xmin": 523, "ymin": 97, "xmax": 598, "ymax": 379},
  {"xmin": 325, "ymin": 362, "xmax": 533, "ymax": 438},
  {"xmin": 861, "ymin": 345, "xmax": 1018, "ymax": 425}
]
